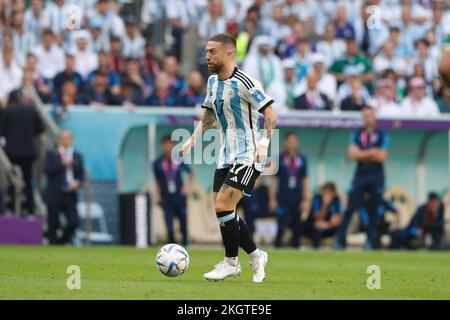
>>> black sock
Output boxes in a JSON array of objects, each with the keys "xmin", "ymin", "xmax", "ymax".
[
  {"xmin": 238, "ymin": 216, "xmax": 257, "ymax": 254},
  {"xmin": 217, "ymin": 210, "xmax": 240, "ymax": 257}
]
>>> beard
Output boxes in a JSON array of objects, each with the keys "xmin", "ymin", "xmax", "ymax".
[{"xmin": 207, "ymin": 61, "xmax": 223, "ymax": 74}]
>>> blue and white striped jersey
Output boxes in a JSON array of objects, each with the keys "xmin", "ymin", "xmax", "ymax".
[{"xmin": 202, "ymin": 67, "xmax": 274, "ymax": 171}]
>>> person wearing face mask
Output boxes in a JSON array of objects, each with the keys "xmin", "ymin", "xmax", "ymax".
[{"xmin": 44, "ymin": 130, "xmax": 84, "ymax": 245}]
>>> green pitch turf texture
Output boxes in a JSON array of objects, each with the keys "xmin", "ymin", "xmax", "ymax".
[{"xmin": 1, "ymin": 246, "xmax": 449, "ymax": 299}]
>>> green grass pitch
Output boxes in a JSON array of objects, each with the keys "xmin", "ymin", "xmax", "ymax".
[{"xmin": 1, "ymin": 246, "xmax": 449, "ymax": 299}]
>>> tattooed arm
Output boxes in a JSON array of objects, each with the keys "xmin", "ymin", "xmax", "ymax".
[
  {"xmin": 255, "ymin": 105, "xmax": 277, "ymax": 164},
  {"xmin": 180, "ymin": 108, "xmax": 217, "ymax": 156}
]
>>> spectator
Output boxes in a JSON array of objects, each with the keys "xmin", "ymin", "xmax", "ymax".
[
  {"xmin": 88, "ymin": 16, "xmax": 110, "ymax": 53},
  {"xmin": 368, "ymin": 79, "xmax": 402, "ymax": 116},
  {"xmin": 269, "ymin": 132, "xmax": 309, "ymax": 248},
  {"xmin": 42, "ymin": 0, "xmax": 70, "ymax": 44},
  {"xmin": 198, "ymin": 0, "xmax": 227, "ymax": 44},
  {"xmin": 400, "ymin": 77, "xmax": 440, "ymax": 116},
  {"xmin": 182, "ymin": 71, "xmax": 206, "ymax": 107},
  {"xmin": 437, "ymin": 86, "xmax": 450, "ymax": 114},
  {"xmin": 87, "ymin": 0, "xmax": 124, "ymax": 39},
  {"xmin": 44, "ymin": 130, "xmax": 84, "ymax": 245},
  {"xmin": 315, "ymin": 22, "xmax": 346, "ymax": 69},
  {"xmin": 24, "ymin": 0, "xmax": 45, "ymax": 40},
  {"xmin": 333, "ymin": 3, "xmax": 355, "ymax": 40},
  {"xmin": 390, "ymin": 192, "xmax": 444, "ymax": 250},
  {"xmin": 141, "ymin": 41, "xmax": 161, "ymax": 86},
  {"xmin": 262, "ymin": 2, "xmax": 291, "ymax": 42},
  {"xmin": 108, "ymin": 36, "xmax": 126, "ymax": 74},
  {"xmin": 354, "ymin": 1, "xmax": 389, "ymax": 56},
  {"xmin": 122, "ymin": 16, "xmax": 145, "ymax": 59},
  {"xmin": 71, "ymin": 30, "xmax": 98, "ymax": 80},
  {"xmin": 88, "ymin": 50, "xmax": 121, "ymax": 96},
  {"xmin": 410, "ymin": 39, "xmax": 438, "ymax": 87},
  {"xmin": 373, "ymin": 41, "xmax": 408, "ymax": 77},
  {"xmin": 277, "ymin": 21, "xmax": 306, "ymax": 59},
  {"xmin": 53, "ymin": 54, "xmax": 84, "ymax": 105},
  {"xmin": 0, "ymin": 80, "xmax": 45, "ymax": 215},
  {"xmin": 339, "ymin": 77, "xmax": 367, "ymax": 111},
  {"xmin": 163, "ymin": 55, "xmax": 188, "ymax": 95},
  {"xmin": 282, "ymin": 59, "xmax": 300, "ymax": 110},
  {"xmin": 121, "ymin": 59, "xmax": 146, "ymax": 101},
  {"xmin": 146, "ymin": 72, "xmax": 181, "ymax": 107},
  {"xmin": 303, "ymin": 182, "xmax": 342, "ymax": 248},
  {"xmin": 386, "ymin": 26, "xmax": 413, "ymax": 60},
  {"xmin": 0, "ymin": 46, "xmax": 23, "ymax": 107},
  {"xmin": 297, "ymin": 53, "xmax": 337, "ymax": 102},
  {"xmin": 54, "ymin": 80, "xmax": 83, "ymax": 120},
  {"xmin": 336, "ymin": 71, "xmax": 370, "ymax": 110},
  {"xmin": 398, "ymin": 5, "xmax": 426, "ymax": 56},
  {"xmin": 227, "ymin": 20, "xmax": 248, "ymax": 65},
  {"xmin": 153, "ymin": 135, "xmax": 194, "ymax": 245},
  {"xmin": 330, "ymin": 36, "xmax": 374, "ymax": 91},
  {"xmin": 11, "ymin": 10, "xmax": 37, "ymax": 67},
  {"xmin": 85, "ymin": 71, "xmax": 121, "ymax": 106},
  {"xmin": 294, "ymin": 72, "xmax": 332, "ymax": 111},
  {"xmin": 335, "ymin": 106, "xmax": 389, "ymax": 250},
  {"xmin": 242, "ymin": 35, "xmax": 283, "ymax": 90},
  {"xmin": 119, "ymin": 80, "xmax": 145, "ymax": 108},
  {"xmin": 31, "ymin": 29, "xmax": 65, "ymax": 80},
  {"xmin": 290, "ymin": 37, "xmax": 311, "ymax": 83},
  {"xmin": 165, "ymin": 0, "xmax": 199, "ymax": 61},
  {"xmin": 311, "ymin": 0, "xmax": 336, "ymax": 37}
]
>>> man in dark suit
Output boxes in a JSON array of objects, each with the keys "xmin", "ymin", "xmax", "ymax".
[
  {"xmin": 44, "ymin": 130, "xmax": 84, "ymax": 244},
  {"xmin": 0, "ymin": 79, "xmax": 45, "ymax": 215},
  {"xmin": 294, "ymin": 73, "xmax": 332, "ymax": 110}
]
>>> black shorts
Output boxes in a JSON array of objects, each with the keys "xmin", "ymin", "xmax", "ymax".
[{"xmin": 213, "ymin": 163, "xmax": 261, "ymax": 197}]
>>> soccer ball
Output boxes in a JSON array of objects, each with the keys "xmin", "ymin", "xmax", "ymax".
[{"xmin": 155, "ymin": 244, "xmax": 190, "ymax": 277}]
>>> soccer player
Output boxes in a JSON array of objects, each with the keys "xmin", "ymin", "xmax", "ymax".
[
  {"xmin": 334, "ymin": 105, "xmax": 389, "ymax": 250},
  {"xmin": 180, "ymin": 33, "xmax": 277, "ymax": 283}
]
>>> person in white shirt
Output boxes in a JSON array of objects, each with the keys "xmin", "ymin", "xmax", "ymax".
[
  {"xmin": 409, "ymin": 38, "xmax": 438, "ymax": 86},
  {"xmin": 12, "ymin": 11, "xmax": 37, "ymax": 68},
  {"xmin": 198, "ymin": 0, "xmax": 227, "ymax": 44},
  {"xmin": 368, "ymin": 78, "xmax": 402, "ymax": 116},
  {"xmin": 296, "ymin": 53, "xmax": 337, "ymax": 103},
  {"xmin": 87, "ymin": 16, "xmax": 110, "ymax": 53},
  {"xmin": 262, "ymin": 2, "xmax": 291, "ymax": 42},
  {"xmin": 315, "ymin": 22, "xmax": 346, "ymax": 69},
  {"xmin": 42, "ymin": 0, "xmax": 71, "ymax": 44},
  {"xmin": 242, "ymin": 35, "xmax": 284, "ymax": 90},
  {"xmin": 24, "ymin": 0, "xmax": 46, "ymax": 40},
  {"xmin": 373, "ymin": 41, "xmax": 408, "ymax": 77},
  {"xmin": 122, "ymin": 16, "xmax": 145, "ymax": 59},
  {"xmin": 281, "ymin": 59, "xmax": 300, "ymax": 110},
  {"xmin": 32, "ymin": 29, "xmax": 65, "ymax": 80},
  {"xmin": 71, "ymin": 30, "xmax": 98, "ymax": 80},
  {"xmin": 400, "ymin": 77, "xmax": 440, "ymax": 117},
  {"xmin": 0, "ymin": 47, "xmax": 23, "ymax": 107}
]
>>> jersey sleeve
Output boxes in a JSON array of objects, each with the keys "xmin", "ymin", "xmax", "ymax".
[
  {"xmin": 240, "ymin": 79, "xmax": 274, "ymax": 113},
  {"xmin": 201, "ymin": 76, "xmax": 214, "ymax": 110}
]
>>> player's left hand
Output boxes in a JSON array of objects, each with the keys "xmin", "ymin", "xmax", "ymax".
[{"xmin": 254, "ymin": 145, "xmax": 268, "ymax": 165}]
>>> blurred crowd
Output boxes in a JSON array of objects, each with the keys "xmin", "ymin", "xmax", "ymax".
[{"xmin": 1, "ymin": 0, "xmax": 450, "ymax": 117}]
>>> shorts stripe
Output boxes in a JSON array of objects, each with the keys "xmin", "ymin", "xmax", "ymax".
[
  {"xmin": 242, "ymin": 168, "xmax": 254, "ymax": 186},
  {"xmin": 241, "ymin": 166, "xmax": 252, "ymax": 185}
]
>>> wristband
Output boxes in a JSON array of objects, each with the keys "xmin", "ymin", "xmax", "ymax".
[{"xmin": 259, "ymin": 137, "xmax": 270, "ymax": 148}]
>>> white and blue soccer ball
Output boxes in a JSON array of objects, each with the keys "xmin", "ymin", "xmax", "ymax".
[{"xmin": 155, "ymin": 244, "xmax": 190, "ymax": 277}]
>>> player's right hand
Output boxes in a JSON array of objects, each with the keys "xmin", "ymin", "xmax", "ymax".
[{"xmin": 179, "ymin": 138, "xmax": 194, "ymax": 157}]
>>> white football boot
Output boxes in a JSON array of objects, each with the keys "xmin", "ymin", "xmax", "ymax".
[
  {"xmin": 204, "ymin": 259, "xmax": 241, "ymax": 281},
  {"xmin": 250, "ymin": 250, "xmax": 268, "ymax": 283}
]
